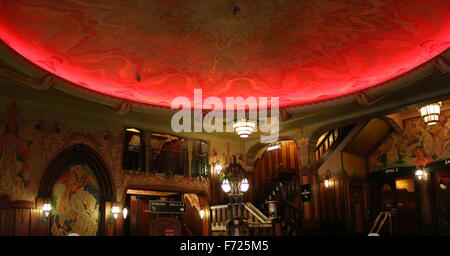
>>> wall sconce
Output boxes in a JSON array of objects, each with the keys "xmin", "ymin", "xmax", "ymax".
[
  {"xmin": 122, "ymin": 207, "xmax": 128, "ymax": 220},
  {"xmin": 111, "ymin": 206, "xmax": 120, "ymax": 220},
  {"xmin": 199, "ymin": 209, "xmax": 205, "ymax": 219},
  {"xmin": 211, "ymin": 160, "xmax": 223, "ymax": 175},
  {"xmin": 324, "ymin": 179, "xmax": 330, "ymax": 188},
  {"xmin": 42, "ymin": 203, "xmax": 52, "ymax": 218},
  {"xmin": 415, "ymin": 169, "xmax": 424, "ymax": 180}
]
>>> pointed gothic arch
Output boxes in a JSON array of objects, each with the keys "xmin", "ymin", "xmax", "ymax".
[{"xmin": 38, "ymin": 144, "xmax": 116, "ymax": 200}]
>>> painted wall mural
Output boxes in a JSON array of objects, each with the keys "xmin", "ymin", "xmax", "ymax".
[
  {"xmin": 2, "ymin": 0, "xmax": 450, "ymax": 108},
  {"xmin": 0, "ymin": 102, "xmax": 210, "ymax": 202},
  {"xmin": 369, "ymin": 110, "xmax": 450, "ymax": 172},
  {"xmin": 51, "ymin": 163, "xmax": 100, "ymax": 236},
  {"xmin": 0, "ymin": 103, "xmax": 38, "ymax": 200}
]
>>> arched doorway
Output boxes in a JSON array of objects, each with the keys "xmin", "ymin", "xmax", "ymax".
[{"xmin": 38, "ymin": 144, "xmax": 116, "ymax": 236}]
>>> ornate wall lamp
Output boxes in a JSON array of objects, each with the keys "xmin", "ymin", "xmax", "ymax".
[
  {"xmin": 323, "ymin": 175, "xmax": 332, "ymax": 189},
  {"xmin": 199, "ymin": 209, "xmax": 205, "ymax": 219},
  {"xmin": 211, "ymin": 160, "xmax": 223, "ymax": 176},
  {"xmin": 42, "ymin": 202, "xmax": 52, "ymax": 218},
  {"xmin": 111, "ymin": 206, "xmax": 120, "ymax": 220},
  {"xmin": 109, "ymin": 204, "xmax": 129, "ymax": 224},
  {"xmin": 415, "ymin": 168, "xmax": 426, "ymax": 181},
  {"xmin": 122, "ymin": 207, "xmax": 128, "ymax": 220}
]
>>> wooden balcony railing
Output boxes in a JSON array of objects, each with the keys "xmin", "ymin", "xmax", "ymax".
[
  {"xmin": 192, "ymin": 153, "xmax": 209, "ymax": 178},
  {"xmin": 315, "ymin": 125, "xmax": 353, "ymax": 167}
]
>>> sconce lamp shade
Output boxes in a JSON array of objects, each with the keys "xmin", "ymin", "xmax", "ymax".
[
  {"xmin": 214, "ymin": 163, "xmax": 223, "ymax": 175},
  {"xmin": 42, "ymin": 203, "xmax": 52, "ymax": 218},
  {"xmin": 199, "ymin": 209, "xmax": 205, "ymax": 219},
  {"xmin": 415, "ymin": 169, "xmax": 424, "ymax": 180},
  {"xmin": 111, "ymin": 206, "xmax": 120, "ymax": 219},
  {"xmin": 122, "ymin": 208, "xmax": 128, "ymax": 219}
]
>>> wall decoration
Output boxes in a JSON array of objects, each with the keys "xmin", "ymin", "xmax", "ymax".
[
  {"xmin": 51, "ymin": 163, "xmax": 100, "ymax": 236},
  {"xmin": 0, "ymin": 103, "xmax": 36, "ymax": 200},
  {"xmin": 0, "ymin": 102, "xmax": 210, "ymax": 203},
  {"xmin": 1, "ymin": 1, "xmax": 450, "ymax": 108},
  {"xmin": 369, "ymin": 111, "xmax": 450, "ymax": 172}
]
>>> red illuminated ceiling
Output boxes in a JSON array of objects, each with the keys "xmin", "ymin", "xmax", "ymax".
[{"xmin": 1, "ymin": 0, "xmax": 450, "ymax": 109}]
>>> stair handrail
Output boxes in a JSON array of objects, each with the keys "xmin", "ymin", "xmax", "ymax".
[
  {"xmin": 369, "ymin": 209, "xmax": 394, "ymax": 236},
  {"xmin": 244, "ymin": 202, "xmax": 271, "ymax": 223}
]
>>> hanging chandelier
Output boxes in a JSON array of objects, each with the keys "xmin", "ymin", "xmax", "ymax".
[
  {"xmin": 419, "ymin": 102, "xmax": 442, "ymax": 126},
  {"xmin": 233, "ymin": 119, "xmax": 256, "ymax": 138}
]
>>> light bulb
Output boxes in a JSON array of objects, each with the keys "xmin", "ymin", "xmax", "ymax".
[
  {"xmin": 199, "ymin": 209, "xmax": 205, "ymax": 219},
  {"xmin": 122, "ymin": 208, "xmax": 128, "ymax": 219}
]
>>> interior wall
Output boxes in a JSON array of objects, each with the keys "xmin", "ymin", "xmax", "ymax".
[
  {"xmin": 369, "ymin": 110, "xmax": 450, "ymax": 172},
  {"xmin": 0, "ymin": 81, "xmax": 247, "ymax": 235}
]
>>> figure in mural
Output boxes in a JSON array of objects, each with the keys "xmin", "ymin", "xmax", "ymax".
[
  {"xmin": 0, "ymin": 103, "xmax": 33, "ymax": 199},
  {"xmin": 51, "ymin": 163, "xmax": 100, "ymax": 236}
]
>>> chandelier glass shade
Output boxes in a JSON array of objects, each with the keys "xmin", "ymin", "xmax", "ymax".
[
  {"xmin": 233, "ymin": 119, "xmax": 256, "ymax": 138},
  {"xmin": 419, "ymin": 102, "xmax": 442, "ymax": 126},
  {"xmin": 240, "ymin": 178, "xmax": 250, "ymax": 192},
  {"xmin": 221, "ymin": 179, "xmax": 231, "ymax": 193}
]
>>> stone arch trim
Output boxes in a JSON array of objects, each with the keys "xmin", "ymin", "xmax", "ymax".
[{"xmin": 37, "ymin": 143, "xmax": 116, "ymax": 201}]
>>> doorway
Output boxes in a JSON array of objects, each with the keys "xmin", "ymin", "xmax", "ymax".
[
  {"xmin": 125, "ymin": 189, "xmax": 205, "ymax": 236},
  {"xmin": 378, "ymin": 177, "xmax": 419, "ymax": 235},
  {"xmin": 433, "ymin": 170, "xmax": 450, "ymax": 235}
]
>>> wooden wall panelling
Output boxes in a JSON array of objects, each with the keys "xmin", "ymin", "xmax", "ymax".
[
  {"xmin": 312, "ymin": 173, "xmax": 321, "ymax": 221},
  {"xmin": 10, "ymin": 200, "xmax": 35, "ymax": 236},
  {"xmin": 282, "ymin": 142, "xmax": 288, "ymax": 168},
  {"xmin": 0, "ymin": 195, "xmax": 13, "ymax": 236},
  {"xmin": 302, "ymin": 175, "xmax": 311, "ymax": 221}
]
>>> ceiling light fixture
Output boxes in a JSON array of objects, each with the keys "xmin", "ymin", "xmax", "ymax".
[
  {"xmin": 126, "ymin": 128, "xmax": 141, "ymax": 133},
  {"xmin": 233, "ymin": 119, "xmax": 256, "ymax": 138},
  {"xmin": 419, "ymin": 102, "xmax": 442, "ymax": 126}
]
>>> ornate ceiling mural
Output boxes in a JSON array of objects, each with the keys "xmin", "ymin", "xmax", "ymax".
[{"xmin": 1, "ymin": 0, "xmax": 450, "ymax": 108}]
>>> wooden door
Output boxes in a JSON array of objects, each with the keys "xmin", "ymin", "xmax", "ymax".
[
  {"xmin": 350, "ymin": 186, "xmax": 366, "ymax": 234},
  {"xmin": 434, "ymin": 171, "xmax": 450, "ymax": 235},
  {"xmin": 378, "ymin": 177, "xmax": 419, "ymax": 235}
]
